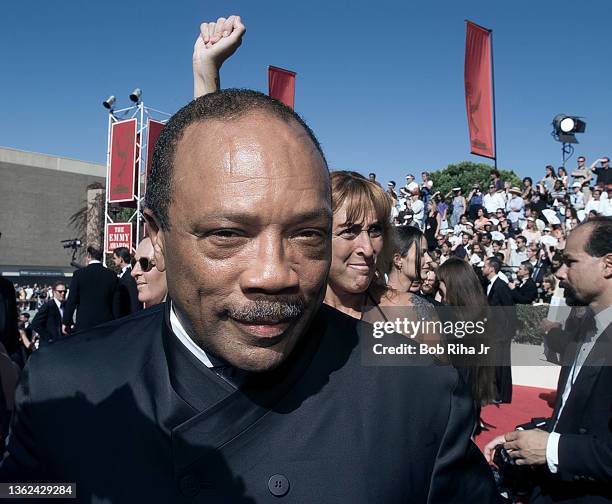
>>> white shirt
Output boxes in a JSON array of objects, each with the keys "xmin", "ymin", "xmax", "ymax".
[
  {"xmin": 546, "ymin": 306, "xmax": 612, "ymax": 473},
  {"xmin": 410, "ymin": 198, "xmax": 425, "ymax": 221},
  {"xmin": 118, "ymin": 265, "xmax": 130, "ymax": 278},
  {"xmin": 53, "ymin": 297, "xmax": 64, "ymax": 318},
  {"xmin": 405, "ymin": 181, "xmax": 419, "ymax": 193},
  {"xmin": 169, "ymin": 303, "xmax": 213, "ymax": 368},
  {"xmin": 486, "ymin": 274, "xmax": 499, "ymax": 296},
  {"xmin": 483, "ymin": 192, "xmax": 506, "ymax": 214}
]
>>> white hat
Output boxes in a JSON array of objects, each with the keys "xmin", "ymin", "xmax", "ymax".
[
  {"xmin": 491, "ymin": 231, "xmax": 505, "ymax": 241},
  {"xmin": 572, "ymin": 181, "xmax": 582, "ymax": 189}
]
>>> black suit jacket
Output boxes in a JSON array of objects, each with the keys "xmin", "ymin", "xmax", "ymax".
[
  {"xmin": 531, "ymin": 322, "xmax": 612, "ymax": 503},
  {"xmin": 512, "ymin": 278, "xmax": 538, "ymax": 305},
  {"xmin": 62, "ymin": 263, "xmax": 118, "ymax": 333},
  {"xmin": 116, "ymin": 267, "xmax": 142, "ymax": 317},
  {"xmin": 1, "ymin": 303, "xmax": 499, "ymax": 503},
  {"xmin": 31, "ymin": 299, "xmax": 63, "ymax": 343},
  {"xmin": 0, "ymin": 277, "xmax": 19, "ymax": 356}
]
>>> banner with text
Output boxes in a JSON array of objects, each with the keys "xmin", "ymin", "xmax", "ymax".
[
  {"xmin": 268, "ymin": 66, "xmax": 296, "ymax": 109},
  {"xmin": 109, "ymin": 118, "xmax": 138, "ymax": 203},
  {"xmin": 106, "ymin": 223, "xmax": 133, "ymax": 253},
  {"xmin": 464, "ymin": 21, "xmax": 495, "ymax": 159}
]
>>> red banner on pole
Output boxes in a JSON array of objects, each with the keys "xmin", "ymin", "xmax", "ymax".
[
  {"xmin": 465, "ymin": 21, "xmax": 495, "ymax": 159},
  {"xmin": 109, "ymin": 119, "xmax": 138, "ymax": 202},
  {"xmin": 106, "ymin": 223, "xmax": 133, "ymax": 253},
  {"xmin": 145, "ymin": 119, "xmax": 165, "ymax": 190},
  {"xmin": 268, "ymin": 66, "xmax": 296, "ymax": 109}
]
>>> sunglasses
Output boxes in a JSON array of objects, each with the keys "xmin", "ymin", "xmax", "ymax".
[
  {"xmin": 136, "ymin": 257, "xmax": 156, "ymax": 272},
  {"xmin": 55, "ymin": 289, "xmax": 66, "ymax": 294}
]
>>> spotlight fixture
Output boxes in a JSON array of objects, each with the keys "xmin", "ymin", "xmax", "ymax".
[
  {"xmin": 552, "ymin": 114, "xmax": 586, "ymax": 144},
  {"xmin": 102, "ymin": 95, "xmax": 116, "ymax": 110},
  {"xmin": 129, "ymin": 88, "xmax": 142, "ymax": 103}
]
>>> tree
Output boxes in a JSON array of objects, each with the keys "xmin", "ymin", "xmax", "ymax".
[{"xmin": 429, "ymin": 161, "xmax": 521, "ymax": 199}]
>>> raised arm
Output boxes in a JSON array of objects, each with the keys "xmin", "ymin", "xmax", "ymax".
[{"xmin": 193, "ymin": 15, "xmax": 246, "ymax": 98}]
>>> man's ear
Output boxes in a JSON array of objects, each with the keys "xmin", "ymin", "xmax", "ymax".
[
  {"xmin": 601, "ymin": 252, "xmax": 612, "ymax": 279},
  {"xmin": 143, "ymin": 209, "xmax": 167, "ymax": 273}
]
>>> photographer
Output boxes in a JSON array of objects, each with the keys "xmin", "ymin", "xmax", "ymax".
[{"xmin": 484, "ymin": 217, "xmax": 612, "ymax": 503}]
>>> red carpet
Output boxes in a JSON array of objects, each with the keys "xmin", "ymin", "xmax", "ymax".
[{"xmin": 475, "ymin": 385, "xmax": 556, "ymax": 451}]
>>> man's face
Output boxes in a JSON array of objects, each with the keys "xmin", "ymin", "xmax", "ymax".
[
  {"xmin": 517, "ymin": 265, "xmax": 528, "ymax": 279},
  {"xmin": 488, "ymin": 186, "xmax": 495, "ymax": 194},
  {"xmin": 556, "ymin": 225, "xmax": 608, "ymax": 307},
  {"xmin": 53, "ymin": 284, "xmax": 67, "ymax": 302},
  {"xmin": 462, "ymin": 234, "xmax": 469, "ymax": 245},
  {"xmin": 147, "ymin": 112, "xmax": 332, "ymax": 372},
  {"xmin": 482, "ymin": 261, "xmax": 493, "ymax": 277},
  {"xmin": 517, "ymin": 238, "xmax": 526, "ymax": 250},
  {"xmin": 421, "ymin": 270, "xmax": 436, "ymax": 295},
  {"xmin": 112, "ymin": 254, "xmax": 122, "ymax": 267},
  {"xmin": 577, "ymin": 157, "xmax": 585, "ymax": 166}
]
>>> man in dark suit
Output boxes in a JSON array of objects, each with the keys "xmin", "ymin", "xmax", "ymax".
[
  {"xmin": 0, "ymin": 275, "xmax": 19, "ymax": 356},
  {"xmin": 31, "ymin": 281, "xmax": 67, "ymax": 343},
  {"xmin": 510, "ymin": 261, "xmax": 538, "ymax": 304},
  {"xmin": 62, "ymin": 246, "xmax": 118, "ymax": 333},
  {"xmin": 112, "ymin": 246, "xmax": 142, "ymax": 317},
  {"xmin": 485, "ymin": 216, "xmax": 612, "ymax": 503},
  {"xmin": 0, "ymin": 87, "xmax": 498, "ymax": 499},
  {"xmin": 484, "ymin": 257, "xmax": 516, "ymax": 403}
]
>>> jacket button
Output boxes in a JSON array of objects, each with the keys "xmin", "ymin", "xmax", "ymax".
[
  {"xmin": 578, "ymin": 427, "xmax": 587, "ymax": 434},
  {"xmin": 179, "ymin": 473, "xmax": 200, "ymax": 497},
  {"xmin": 268, "ymin": 474, "xmax": 290, "ymax": 497}
]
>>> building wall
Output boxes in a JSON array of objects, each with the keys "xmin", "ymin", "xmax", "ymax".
[{"xmin": 0, "ymin": 147, "xmax": 105, "ymax": 274}]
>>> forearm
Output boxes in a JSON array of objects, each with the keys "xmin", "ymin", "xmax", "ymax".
[{"xmin": 193, "ymin": 60, "xmax": 221, "ymax": 99}]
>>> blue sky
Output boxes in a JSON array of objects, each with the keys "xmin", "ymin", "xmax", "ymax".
[{"xmin": 2, "ymin": 0, "xmax": 611, "ymax": 184}]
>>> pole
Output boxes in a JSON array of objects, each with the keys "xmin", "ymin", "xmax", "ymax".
[
  {"xmin": 102, "ymin": 113, "xmax": 113, "ymax": 267},
  {"xmin": 489, "ymin": 28, "xmax": 498, "ymax": 170}
]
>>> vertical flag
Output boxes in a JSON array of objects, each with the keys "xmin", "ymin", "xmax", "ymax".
[
  {"xmin": 109, "ymin": 118, "xmax": 138, "ymax": 202},
  {"xmin": 268, "ymin": 66, "xmax": 296, "ymax": 109},
  {"xmin": 145, "ymin": 119, "xmax": 165, "ymax": 191},
  {"xmin": 465, "ymin": 21, "xmax": 496, "ymax": 159}
]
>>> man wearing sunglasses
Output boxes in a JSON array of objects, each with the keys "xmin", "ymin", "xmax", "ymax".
[
  {"xmin": 0, "ymin": 18, "xmax": 497, "ymax": 503},
  {"xmin": 30, "ymin": 281, "xmax": 67, "ymax": 343}
]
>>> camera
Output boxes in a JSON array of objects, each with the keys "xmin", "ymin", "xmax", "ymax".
[
  {"xmin": 490, "ymin": 418, "xmax": 548, "ymax": 502},
  {"xmin": 61, "ymin": 239, "xmax": 82, "ymax": 249}
]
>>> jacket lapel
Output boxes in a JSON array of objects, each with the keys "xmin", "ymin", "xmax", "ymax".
[{"xmin": 553, "ymin": 324, "xmax": 612, "ymax": 430}]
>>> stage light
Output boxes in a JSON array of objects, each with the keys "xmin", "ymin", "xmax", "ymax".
[
  {"xmin": 102, "ymin": 95, "xmax": 116, "ymax": 110},
  {"xmin": 129, "ymin": 88, "xmax": 142, "ymax": 103},
  {"xmin": 552, "ymin": 114, "xmax": 586, "ymax": 144}
]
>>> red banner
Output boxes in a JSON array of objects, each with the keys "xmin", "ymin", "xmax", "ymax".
[
  {"xmin": 145, "ymin": 119, "xmax": 165, "ymax": 189},
  {"xmin": 106, "ymin": 223, "xmax": 133, "ymax": 253},
  {"xmin": 109, "ymin": 119, "xmax": 137, "ymax": 202},
  {"xmin": 465, "ymin": 21, "xmax": 495, "ymax": 159},
  {"xmin": 268, "ymin": 66, "xmax": 296, "ymax": 109}
]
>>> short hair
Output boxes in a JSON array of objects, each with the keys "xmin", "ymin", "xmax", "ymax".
[
  {"xmin": 52, "ymin": 280, "xmax": 66, "ymax": 290},
  {"xmin": 520, "ymin": 261, "xmax": 534, "ymax": 276},
  {"xmin": 145, "ymin": 89, "xmax": 327, "ymax": 231},
  {"xmin": 86, "ymin": 246, "xmax": 103, "ymax": 261},
  {"xmin": 113, "ymin": 246, "xmax": 131, "ymax": 263},
  {"xmin": 492, "ymin": 240, "xmax": 504, "ymax": 247},
  {"xmin": 490, "ymin": 169, "xmax": 500, "ymax": 177},
  {"xmin": 482, "ymin": 232, "xmax": 492, "ymax": 241},
  {"xmin": 388, "ymin": 180, "xmax": 396, "ymax": 187},
  {"xmin": 516, "ymin": 235, "xmax": 527, "ymax": 244},
  {"xmin": 331, "ymin": 170, "xmax": 393, "ymax": 273},
  {"xmin": 486, "ymin": 257, "xmax": 502, "ymax": 273},
  {"xmin": 578, "ymin": 216, "xmax": 612, "ymax": 257},
  {"xmin": 368, "ymin": 172, "xmax": 376, "ymax": 177}
]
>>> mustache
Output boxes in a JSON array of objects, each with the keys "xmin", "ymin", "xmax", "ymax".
[{"xmin": 227, "ymin": 297, "xmax": 305, "ymax": 324}]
